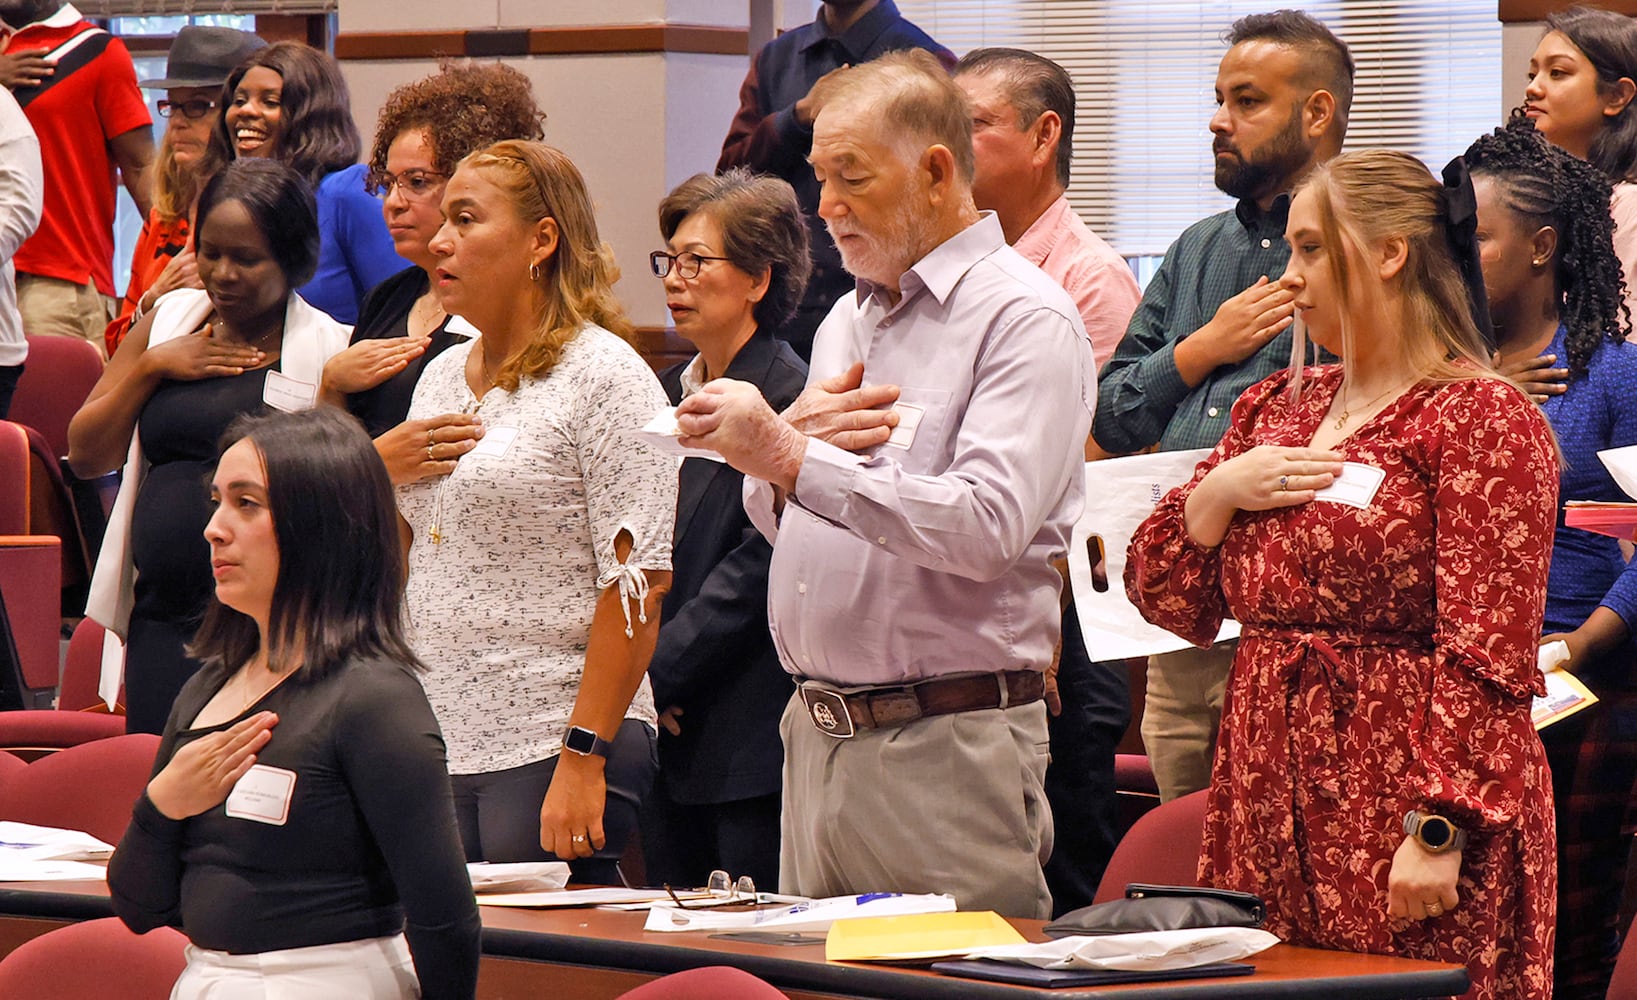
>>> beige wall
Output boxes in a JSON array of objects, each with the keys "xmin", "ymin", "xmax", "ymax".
[
  {"xmin": 1503, "ymin": 21, "xmax": 1546, "ymax": 122},
  {"xmin": 334, "ymin": 1, "xmax": 815, "ymax": 327}
]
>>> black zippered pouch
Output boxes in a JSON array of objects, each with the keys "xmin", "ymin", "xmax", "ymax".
[{"xmin": 1043, "ymin": 883, "xmax": 1266, "ymax": 938}]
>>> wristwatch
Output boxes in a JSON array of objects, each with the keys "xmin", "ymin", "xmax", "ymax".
[
  {"xmin": 563, "ymin": 725, "xmax": 614, "ymax": 758},
  {"xmin": 1403, "ymin": 810, "xmax": 1467, "ymax": 854}
]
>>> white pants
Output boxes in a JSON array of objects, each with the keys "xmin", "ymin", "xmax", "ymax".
[{"xmin": 171, "ymin": 935, "xmax": 419, "ymax": 999}]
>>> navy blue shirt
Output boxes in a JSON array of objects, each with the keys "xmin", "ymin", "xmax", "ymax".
[
  {"xmin": 1538, "ymin": 325, "xmax": 1637, "ymax": 644},
  {"xmin": 717, "ymin": 0, "xmax": 953, "ymax": 315}
]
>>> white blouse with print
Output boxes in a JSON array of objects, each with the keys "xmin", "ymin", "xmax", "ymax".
[{"xmin": 398, "ymin": 326, "xmax": 675, "ymax": 774}]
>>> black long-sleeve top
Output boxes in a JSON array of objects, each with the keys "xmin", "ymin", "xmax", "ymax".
[{"xmin": 109, "ymin": 655, "xmax": 481, "ymax": 1000}]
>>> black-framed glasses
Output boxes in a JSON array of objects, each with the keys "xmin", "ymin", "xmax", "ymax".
[
  {"xmin": 365, "ymin": 168, "xmax": 450, "ymax": 201},
  {"xmin": 649, "ymin": 250, "xmax": 732, "ymax": 280},
  {"xmin": 157, "ymin": 98, "xmax": 218, "ymax": 120}
]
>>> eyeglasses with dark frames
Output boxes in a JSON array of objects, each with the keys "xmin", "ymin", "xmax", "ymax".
[
  {"xmin": 157, "ymin": 98, "xmax": 218, "ymax": 121},
  {"xmin": 649, "ymin": 250, "xmax": 733, "ymax": 280},
  {"xmin": 365, "ymin": 168, "xmax": 450, "ymax": 201},
  {"xmin": 662, "ymin": 870, "xmax": 759, "ymax": 910}
]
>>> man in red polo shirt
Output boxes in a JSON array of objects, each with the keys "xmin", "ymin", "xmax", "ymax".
[{"xmin": 0, "ymin": 0, "xmax": 152, "ymax": 354}]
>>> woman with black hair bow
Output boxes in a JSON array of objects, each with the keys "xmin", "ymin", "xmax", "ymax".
[
  {"xmin": 1128, "ymin": 150, "xmax": 1557, "ymax": 999},
  {"xmin": 1467, "ymin": 119, "xmax": 1637, "ymax": 1000}
]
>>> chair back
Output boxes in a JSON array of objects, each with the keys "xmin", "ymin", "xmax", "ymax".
[
  {"xmin": 618, "ymin": 966, "xmax": 789, "ymax": 999},
  {"xmin": 9, "ymin": 335, "xmax": 105, "ymax": 461},
  {"xmin": 0, "ymin": 733, "xmax": 159, "ymax": 843},
  {"xmin": 58, "ymin": 617, "xmax": 118, "ymax": 713},
  {"xmin": 1092, "ymin": 788, "xmax": 1209, "ymax": 904},
  {"xmin": 0, "ymin": 536, "xmax": 63, "ymax": 700},
  {"xmin": 0, "ymin": 917, "xmax": 186, "ymax": 999},
  {"xmin": 0, "ymin": 422, "xmax": 27, "ymax": 535}
]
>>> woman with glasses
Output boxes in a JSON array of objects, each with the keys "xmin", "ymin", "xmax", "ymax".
[
  {"xmin": 212, "ymin": 42, "xmax": 407, "ymax": 324},
  {"xmin": 640, "ymin": 169, "xmax": 809, "ymax": 892},
  {"xmin": 397, "ymin": 140, "xmax": 674, "ymax": 881},
  {"xmin": 106, "ymin": 26, "xmax": 265, "ymax": 356},
  {"xmin": 320, "ymin": 63, "xmax": 543, "ymax": 485}
]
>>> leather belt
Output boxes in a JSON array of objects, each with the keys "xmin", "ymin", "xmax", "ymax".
[{"xmin": 797, "ymin": 671, "xmax": 1044, "ymax": 739}]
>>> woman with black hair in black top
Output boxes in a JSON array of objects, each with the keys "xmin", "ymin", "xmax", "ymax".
[{"xmin": 109, "ymin": 407, "xmax": 480, "ymax": 1000}]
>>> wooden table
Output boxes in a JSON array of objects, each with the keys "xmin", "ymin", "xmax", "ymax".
[{"xmin": 0, "ymin": 882, "xmax": 1470, "ymax": 999}]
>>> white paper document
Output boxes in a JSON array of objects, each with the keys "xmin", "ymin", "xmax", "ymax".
[
  {"xmin": 965, "ymin": 926, "xmax": 1280, "ymax": 972},
  {"xmin": 1069, "ymin": 452, "xmax": 1240, "ymax": 661},
  {"xmin": 635, "ymin": 408, "xmax": 726, "ymax": 463},
  {"xmin": 0, "ymin": 821, "xmax": 114, "ymax": 862},
  {"xmin": 476, "ymin": 887, "xmax": 690, "ymax": 908},
  {"xmin": 1598, "ymin": 444, "xmax": 1637, "ymax": 499},
  {"xmin": 1311, "ymin": 462, "xmax": 1385, "ymax": 509},
  {"xmin": 642, "ymin": 892, "xmax": 957, "ymax": 934},
  {"xmin": 467, "ymin": 861, "xmax": 570, "ymax": 894}
]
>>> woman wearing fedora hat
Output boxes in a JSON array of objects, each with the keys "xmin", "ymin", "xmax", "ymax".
[{"xmin": 105, "ymin": 25, "xmax": 264, "ymax": 356}]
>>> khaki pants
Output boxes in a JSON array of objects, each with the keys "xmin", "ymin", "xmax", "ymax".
[
  {"xmin": 779, "ymin": 691, "xmax": 1053, "ymax": 919},
  {"xmin": 16, "ymin": 274, "xmax": 115, "ymax": 358},
  {"xmin": 1140, "ymin": 640, "xmax": 1235, "ymax": 801}
]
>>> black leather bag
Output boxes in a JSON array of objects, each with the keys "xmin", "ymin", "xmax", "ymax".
[{"xmin": 1043, "ymin": 884, "xmax": 1266, "ymax": 938}]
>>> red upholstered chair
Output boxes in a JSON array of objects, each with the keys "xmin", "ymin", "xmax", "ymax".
[
  {"xmin": 1612, "ymin": 923, "xmax": 1637, "ymax": 1000},
  {"xmin": 1092, "ymin": 788, "xmax": 1209, "ymax": 904},
  {"xmin": 0, "ymin": 535, "xmax": 63, "ymax": 706},
  {"xmin": 0, "ymin": 733, "xmax": 158, "ymax": 843},
  {"xmin": 0, "ymin": 422, "xmax": 27, "ymax": 535},
  {"xmin": 618, "ymin": 966, "xmax": 789, "ymax": 999},
  {"xmin": 57, "ymin": 617, "xmax": 120, "ymax": 713},
  {"xmin": 8, "ymin": 335, "xmax": 104, "ymax": 463},
  {"xmin": 0, "ymin": 712, "xmax": 129, "ymax": 760},
  {"xmin": 0, "ymin": 917, "xmax": 187, "ymax": 999},
  {"xmin": 0, "ymin": 747, "xmax": 26, "ymax": 786}
]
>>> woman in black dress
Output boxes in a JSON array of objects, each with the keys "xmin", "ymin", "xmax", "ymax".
[
  {"xmin": 320, "ymin": 62, "xmax": 544, "ymax": 484},
  {"xmin": 71, "ymin": 159, "xmax": 350, "ymax": 734}
]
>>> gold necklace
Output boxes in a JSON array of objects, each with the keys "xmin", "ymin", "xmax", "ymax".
[
  {"xmin": 1334, "ymin": 378, "xmax": 1411, "ymax": 430},
  {"xmin": 232, "ymin": 664, "xmax": 283, "ymax": 714}
]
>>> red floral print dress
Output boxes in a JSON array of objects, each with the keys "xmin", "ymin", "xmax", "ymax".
[{"xmin": 1127, "ymin": 366, "xmax": 1557, "ymax": 1000}]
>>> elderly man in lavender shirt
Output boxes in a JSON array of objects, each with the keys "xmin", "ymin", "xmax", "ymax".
[{"xmin": 675, "ymin": 50, "xmax": 1093, "ymax": 919}]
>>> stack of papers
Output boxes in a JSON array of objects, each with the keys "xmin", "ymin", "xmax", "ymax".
[
  {"xmin": 1563, "ymin": 445, "xmax": 1637, "ymax": 542},
  {"xmin": 643, "ymin": 893, "xmax": 956, "ymax": 934},
  {"xmin": 467, "ymin": 862, "xmax": 570, "ymax": 894},
  {"xmin": 476, "ymin": 887, "xmax": 694, "ymax": 908},
  {"xmin": 0, "ymin": 821, "xmax": 113, "ymax": 882},
  {"xmin": 825, "ymin": 911, "xmax": 1023, "ymax": 961},
  {"xmin": 1534, "ymin": 640, "xmax": 1599, "ymax": 730},
  {"xmin": 966, "ymin": 926, "xmax": 1280, "ymax": 972}
]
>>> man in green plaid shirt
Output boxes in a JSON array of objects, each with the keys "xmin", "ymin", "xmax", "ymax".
[{"xmin": 1092, "ymin": 10, "xmax": 1352, "ymax": 802}]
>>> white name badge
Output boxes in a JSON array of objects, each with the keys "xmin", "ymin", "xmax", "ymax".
[
  {"xmin": 884, "ymin": 403, "xmax": 925, "ymax": 450},
  {"xmin": 262, "ymin": 370, "xmax": 317, "ymax": 413},
  {"xmin": 225, "ymin": 764, "xmax": 297, "ymax": 826},
  {"xmin": 467, "ymin": 425, "xmax": 519, "ymax": 460},
  {"xmin": 1312, "ymin": 461, "xmax": 1386, "ymax": 509}
]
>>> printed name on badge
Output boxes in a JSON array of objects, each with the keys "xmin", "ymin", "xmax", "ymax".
[
  {"xmin": 885, "ymin": 403, "xmax": 925, "ymax": 450},
  {"xmin": 262, "ymin": 371, "xmax": 317, "ymax": 413},
  {"xmin": 1312, "ymin": 462, "xmax": 1386, "ymax": 509},
  {"xmin": 225, "ymin": 764, "xmax": 297, "ymax": 826},
  {"xmin": 468, "ymin": 425, "xmax": 520, "ymax": 459}
]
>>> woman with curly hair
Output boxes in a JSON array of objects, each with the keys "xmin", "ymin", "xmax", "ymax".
[
  {"xmin": 319, "ymin": 62, "xmax": 544, "ymax": 485},
  {"xmin": 214, "ymin": 41, "xmax": 407, "ymax": 323},
  {"xmin": 1466, "ymin": 120, "xmax": 1637, "ymax": 1000},
  {"xmin": 396, "ymin": 140, "xmax": 675, "ymax": 880}
]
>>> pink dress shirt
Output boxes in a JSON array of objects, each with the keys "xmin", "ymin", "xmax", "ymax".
[{"xmin": 1012, "ymin": 195, "xmax": 1141, "ymax": 373}]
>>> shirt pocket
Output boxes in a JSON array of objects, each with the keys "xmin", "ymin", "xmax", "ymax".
[{"xmin": 879, "ymin": 386, "xmax": 955, "ymax": 470}]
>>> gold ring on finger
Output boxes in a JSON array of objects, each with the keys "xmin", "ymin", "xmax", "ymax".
[
  {"xmin": 572, "ymin": 834, "xmax": 587, "ymax": 844},
  {"xmin": 427, "ymin": 445, "xmax": 435, "ymax": 462},
  {"xmin": 427, "ymin": 429, "xmax": 436, "ymax": 448}
]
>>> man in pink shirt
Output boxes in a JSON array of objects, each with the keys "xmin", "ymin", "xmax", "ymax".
[
  {"xmin": 956, "ymin": 48, "xmax": 1139, "ymax": 915},
  {"xmin": 955, "ymin": 48, "xmax": 1138, "ymax": 373}
]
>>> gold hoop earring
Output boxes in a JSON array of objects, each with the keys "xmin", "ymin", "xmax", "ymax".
[{"xmin": 529, "ymin": 262, "xmax": 541, "ymax": 281}]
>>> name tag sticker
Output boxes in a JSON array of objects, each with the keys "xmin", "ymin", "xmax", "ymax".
[
  {"xmin": 1312, "ymin": 462, "xmax": 1385, "ymax": 509},
  {"xmin": 468, "ymin": 425, "xmax": 520, "ymax": 460},
  {"xmin": 262, "ymin": 371, "xmax": 317, "ymax": 413},
  {"xmin": 225, "ymin": 764, "xmax": 296, "ymax": 826},
  {"xmin": 885, "ymin": 403, "xmax": 925, "ymax": 450}
]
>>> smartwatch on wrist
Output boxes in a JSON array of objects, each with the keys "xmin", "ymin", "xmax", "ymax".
[
  {"xmin": 563, "ymin": 725, "xmax": 614, "ymax": 758},
  {"xmin": 1403, "ymin": 810, "xmax": 1467, "ymax": 853}
]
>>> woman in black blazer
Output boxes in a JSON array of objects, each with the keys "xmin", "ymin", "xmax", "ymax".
[{"xmin": 643, "ymin": 169, "xmax": 811, "ymax": 890}]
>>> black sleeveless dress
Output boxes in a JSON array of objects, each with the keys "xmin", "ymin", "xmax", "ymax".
[{"xmin": 124, "ymin": 365, "xmax": 275, "ymax": 734}]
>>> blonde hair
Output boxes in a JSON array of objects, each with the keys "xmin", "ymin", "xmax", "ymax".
[
  {"xmin": 1288, "ymin": 149, "xmax": 1496, "ymax": 399},
  {"xmin": 152, "ymin": 129, "xmax": 211, "ymax": 224},
  {"xmin": 459, "ymin": 140, "xmax": 632, "ymax": 389}
]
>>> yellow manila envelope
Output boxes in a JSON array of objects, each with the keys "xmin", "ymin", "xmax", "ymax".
[{"xmin": 825, "ymin": 911, "xmax": 1026, "ymax": 962}]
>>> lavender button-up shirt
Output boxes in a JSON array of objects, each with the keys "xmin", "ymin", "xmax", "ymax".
[{"xmin": 746, "ymin": 213, "xmax": 1094, "ymax": 686}]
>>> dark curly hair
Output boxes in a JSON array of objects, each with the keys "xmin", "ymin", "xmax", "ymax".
[
  {"xmin": 368, "ymin": 62, "xmax": 545, "ymax": 178},
  {"xmin": 658, "ymin": 169, "xmax": 812, "ymax": 331},
  {"xmin": 1464, "ymin": 116, "xmax": 1631, "ymax": 380},
  {"xmin": 212, "ymin": 41, "xmax": 360, "ymax": 188}
]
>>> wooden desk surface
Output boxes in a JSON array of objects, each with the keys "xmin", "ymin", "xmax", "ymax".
[{"xmin": 0, "ymin": 882, "xmax": 1469, "ymax": 999}]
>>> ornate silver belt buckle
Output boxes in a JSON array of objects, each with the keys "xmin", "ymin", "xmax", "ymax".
[{"xmin": 800, "ymin": 685, "xmax": 855, "ymax": 739}]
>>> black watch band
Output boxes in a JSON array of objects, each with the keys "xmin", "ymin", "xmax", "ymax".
[
  {"xmin": 563, "ymin": 725, "xmax": 614, "ymax": 758},
  {"xmin": 1403, "ymin": 810, "xmax": 1467, "ymax": 853}
]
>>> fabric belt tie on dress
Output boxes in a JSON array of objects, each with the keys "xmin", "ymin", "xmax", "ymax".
[
  {"xmin": 796, "ymin": 670, "xmax": 1044, "ymax": 739},
  {"xmin": 1240, "ymin": 625, "xmax": 1430, "ymax": 800}
]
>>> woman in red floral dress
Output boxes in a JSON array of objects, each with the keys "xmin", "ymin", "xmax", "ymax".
[{"xmin": 1127, "ymin": 149, "xmax": 1557, "ymax": 999}]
